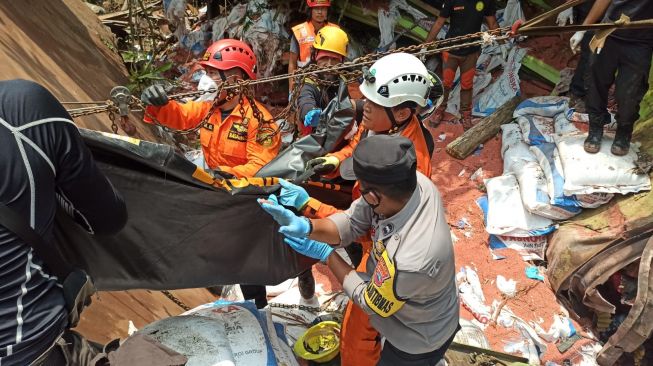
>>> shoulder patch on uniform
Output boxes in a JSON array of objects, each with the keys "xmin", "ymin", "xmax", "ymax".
[
  {"xmin": 381, "ymin": 223, "xmax": 394, "ymax": 237},
  {"xmin": 256, "ymin": 126, "xmax": 276, "ymax": 147},
  {"xmin": 227, "ymin": 122, "xmax": 248, "ymax": 142},
  {"xmin": 475, "ymin": 1, "xmax": 484, "ymax": 11},
  {"xmin": 364, "ymin": 251, "xmax": 405, "ymax": 317}
]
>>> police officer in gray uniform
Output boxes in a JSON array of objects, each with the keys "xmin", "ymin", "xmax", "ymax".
[{"xmin": 259, "ymin": 135, "xmax": 459, "ymax": 366}]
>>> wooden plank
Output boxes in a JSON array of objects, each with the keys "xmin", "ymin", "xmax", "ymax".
[
  {"xmin": 99, "ymin": 0, "xmax": 161, "ymax": 21},
  {"xmin": 446, "ymin": 96, "xmax": 522, "ymax": 159},
  {"xmin": 75, "ymin": 289, "xmax": 217, "ymax": 343},
  {"xmin": 407, "ymin": 0, "xmax": 441, "ymax": 17}
]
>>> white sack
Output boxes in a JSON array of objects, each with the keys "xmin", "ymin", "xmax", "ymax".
[
  {"xmin": 485, "ymin": 174, "xmax": 556, "ymax": 237},
  {"xmin": 555, "ymin": 134, "xmax": 652, "ymax": 195},
  {"xmin": 473, "ymin": 47, "xmax": 527, "ymax": 117},
  {"xmin": 531, "ymin": 142, "xmax": 615, "ymax": 207}
]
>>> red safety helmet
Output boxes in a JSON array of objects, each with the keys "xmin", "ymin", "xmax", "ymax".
[
  {"xmin": 199, "ymin": 39, "xmax": 257, "ymax": 80},
  {"xmin": 307, "ymin": 0, "xmax": 330, "ymax": 7}
]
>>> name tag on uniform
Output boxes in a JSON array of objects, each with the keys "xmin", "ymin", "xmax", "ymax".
[
  {"xmin": 201, "ymin": 121, "xmax": 214, "ymax": 131},
  {"xmin": 227, "ymin": 122, "xmax": 248, "ymax": 142}
]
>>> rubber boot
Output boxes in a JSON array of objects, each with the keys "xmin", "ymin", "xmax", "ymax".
[
  {"xmin": 297, "ymin": 269, "xmax": 315, "ymax": 300},
  {"xmin": 611, "ymin": 124, "xmax": 633, "ymax": 156},
  {"xmin": 460, "ymin": 109, "xmax": 473, "ymax": 131},
  {"xmin": 460, "ymin": 89, "xmax": 473, "ymax": 131},
  {"xmin": 428, "ymin": 87, "xmax": 450, "ymax": 128},
  {"xmin": 583, "ymin": 122, "xmax": 603, "ymax": 154},
  {"xmin": 569, "ymin": 94, "xmax": 587, "ymax": 114}
]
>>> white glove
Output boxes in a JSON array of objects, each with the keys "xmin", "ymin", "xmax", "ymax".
[
  {"xmin": 556, "ymin": 7, "xmax": 574, "ymax": 27},
  {"xmin": 418, "ymin": 47, "xmax": 428, "ymax": 62},
  {"xmin": 500, "ymin": 44, "xmax": 509, "ymax": 61},
  {"xmin": 570, "ymin": 31, "xmax": 586, "ymax": 54}
]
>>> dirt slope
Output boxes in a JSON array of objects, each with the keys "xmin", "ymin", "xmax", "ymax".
[
  {"xmin": 0, "ymin": 0, "xmax": 159, "ymax": 141},
  {"xmin": 0, "ymin": 0, "xmax": 219, "ymax": 343}
]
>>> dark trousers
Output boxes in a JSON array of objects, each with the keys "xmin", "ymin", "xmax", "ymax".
[
  {"xmin": 569, "ymin": 31, "xmax": 594, "ymax": 98},
  {"xmin": 376, "ymin": 325, "xmax": 459, "ymax": 366},
  {"xmin": 298, "ymin": 243, "xmax": 363, "ymax": 300},
  {"xmin": 586, "ymin": 37, "xmax": 652, "ymax": 133},
  {"xmin": 240, "ymin": 285, "xmax": 268, "ymax": 309},
  {"xmin": 32, "ymin": 330, "xmax": 102, "ymax": 366}
]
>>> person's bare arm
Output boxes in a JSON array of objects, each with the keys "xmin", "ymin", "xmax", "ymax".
[
  {"xmin": 288, "ymin": 53, "xmax": 298, "ymax": 90},
  {"xmin": 325, "ymin": 251, "xmax": 355, "ymax": 283},
  {"xmin": 582, "ymin": 0, "xmax": 610, "ymax": 25},
  {"xmin": 485, "ymin": 15, "xmax": 499, "ymax": 30},
  {"xmin": 308, "ymin": 217, "xmax": 341, "ymax": 244},
  {"xmin": 425, "ymin": 16, "xmax": 447, "ymax": 43}
]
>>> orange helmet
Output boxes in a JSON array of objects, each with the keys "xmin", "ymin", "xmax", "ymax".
[
  {"xmin": 199, "ymin": 39, "xmax": 257, "ymax": 80},
  {"xmin": 307, "ymin": 0, "xmax": 330, "ymax": 7}
]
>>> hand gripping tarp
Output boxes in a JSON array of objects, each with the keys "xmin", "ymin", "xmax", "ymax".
[
  {"xmin": 256, "ymin": 79, "xmax": 356, "ymax": 180},
  {"xmin": 53, "ymin": 129, "xmax": 315, "ymax": 291}
]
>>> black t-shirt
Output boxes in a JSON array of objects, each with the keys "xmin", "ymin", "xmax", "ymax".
[
  {"xmin": 441, "ymin": 0, "xmax": 496, "ymax": 55},
  {"xmin": 0, "ymin": 80, "xmax": 126, "ymax": 365},
  {"xmin": 604, "ymin": 0, "xmax": 653, "ymax": 45},
  {"xmin": 296, "ymin": 81, "xmax": 338, "ymax": 122},
  {"xmin": 574, "ymin": 0, "xmax": 595, "ymax": 22}
]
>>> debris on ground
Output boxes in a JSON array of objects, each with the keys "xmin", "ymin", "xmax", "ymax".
[{"xmin": 5, "ymin": 1, "xmax": 653, "ymax": 365}]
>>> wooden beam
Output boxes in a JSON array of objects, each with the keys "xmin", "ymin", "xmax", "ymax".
[
  {"xmin": 99, "ymin": 0, "xmax": 161, "ymax": 21},
  {"xmin": 407, "ymin": 0, "xmax": 440, "ymax": 17},
  {"xmin": 446, "ymin": 96, "xmax": 522, "ymax": 159}
]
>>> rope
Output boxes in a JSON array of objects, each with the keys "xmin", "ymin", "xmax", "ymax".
[
  {"xmin": 65, "ymin": 11, "xmax": 653, "ymax": 133},
  {"xmin": 66, "ymin": 27, "xmax": 510, "ymax": 117},
  {"xmin": 160, "ymin": 290, "xmax": 191, "ymax": 311}
]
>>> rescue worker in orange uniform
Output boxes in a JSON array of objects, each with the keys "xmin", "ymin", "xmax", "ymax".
[
  {"xmin": 141, "ymin": 39, "xmax": 280, "ymax": 179},
  {"xmin": 141, "ymin": 39, "xmax": 280, "ymax": 310},
  {"xmin": 275, "ymin": 53, "xmax": 436, "ymax": 366},
  {"xmin": 288, "ymin": 0, "xmax": 339, "ymax": 92}
]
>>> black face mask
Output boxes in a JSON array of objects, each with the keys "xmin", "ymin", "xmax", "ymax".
[{"xmin": 360, "ymin": 187, "xmax": 381, "ymax": 210}]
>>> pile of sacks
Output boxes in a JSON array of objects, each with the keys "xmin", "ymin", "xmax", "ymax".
[
  {"xmin": 479, "ymin": 97, "xmax": 651, "ymax": 260},
  {"xmin": 122, "ymin": 300, "xmax": 300, "ymax": 366}
]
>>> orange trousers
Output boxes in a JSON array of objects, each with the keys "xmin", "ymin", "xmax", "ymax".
[
  {"xmin": 442, "ymin": 51, "xmax": 479, "ymax": 90},
  {"xmin": 339, "ymin": 250, "xmax": 381, "ymax": 366}
]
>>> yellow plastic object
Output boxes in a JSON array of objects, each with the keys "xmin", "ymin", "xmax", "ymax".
[{"xmin": 294, "ymin": 321, "xmax": 341, "ymax": 363}]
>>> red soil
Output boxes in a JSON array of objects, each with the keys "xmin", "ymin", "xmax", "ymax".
[{"xmin": 311, "ymin": 115, "xmax": 593, "ymax": 363}]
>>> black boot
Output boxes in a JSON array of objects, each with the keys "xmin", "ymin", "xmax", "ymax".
[
  {"xmin": 297, "ymin": 269, "xmax": 315, "ymax": 300},
  {"xmin": 611, "ymin": 124, "xmax": 633, "ymax": 156},
  {"xmin": 428, "ymin": 87, "xmax": 450, "ymax": 128},
  {"xmin": 584, "ymin": 123, "xmax": 603, "ymax": 154}
]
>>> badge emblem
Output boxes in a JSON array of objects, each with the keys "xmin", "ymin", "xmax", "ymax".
[
  {"xmin": 382, "ymin": 223, "xmax": 394, "ymax": 236},
  {"xmin": 373, "ymin": 260, "xmax": 390, "ymax": 287},
  {"xmin": 476, "ymin": 1, "xmax": 484, "ymax": 11}
]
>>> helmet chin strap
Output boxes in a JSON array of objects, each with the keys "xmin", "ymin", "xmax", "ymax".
[
  {"xmin": 383, "ymin": 106, "xmax": 416, "ymax": 134},
  {"xmin": 214, "ymin": 70, "xmax": 239, "ymax": 107},
  {"xmin": 384, "ymin": 107, "xmax": 399, "ymax": 134}
]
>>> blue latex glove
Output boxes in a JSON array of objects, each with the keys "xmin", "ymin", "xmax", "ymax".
[
  {"xmin": 258, "ymin": 194, "xmax": 311, "ymax": 237},
  {"xmin": 277, "ymin": 178, "xmax": 310, "ymax": 210},
  {"xmin": 304, "ymin": 108, "xmax": 322, "ymax": 127},
  {"xmin": 525, "ymin": 266, "xmax": 544, "ymax": 282},
  {"xmin": 284, "ymin": 236, "xmax": 334, "ymax": 263}
]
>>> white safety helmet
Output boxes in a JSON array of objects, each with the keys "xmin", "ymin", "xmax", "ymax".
[{"xmin": 359, "ymin": 52, "xmax": 433, "ymax": 108}]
